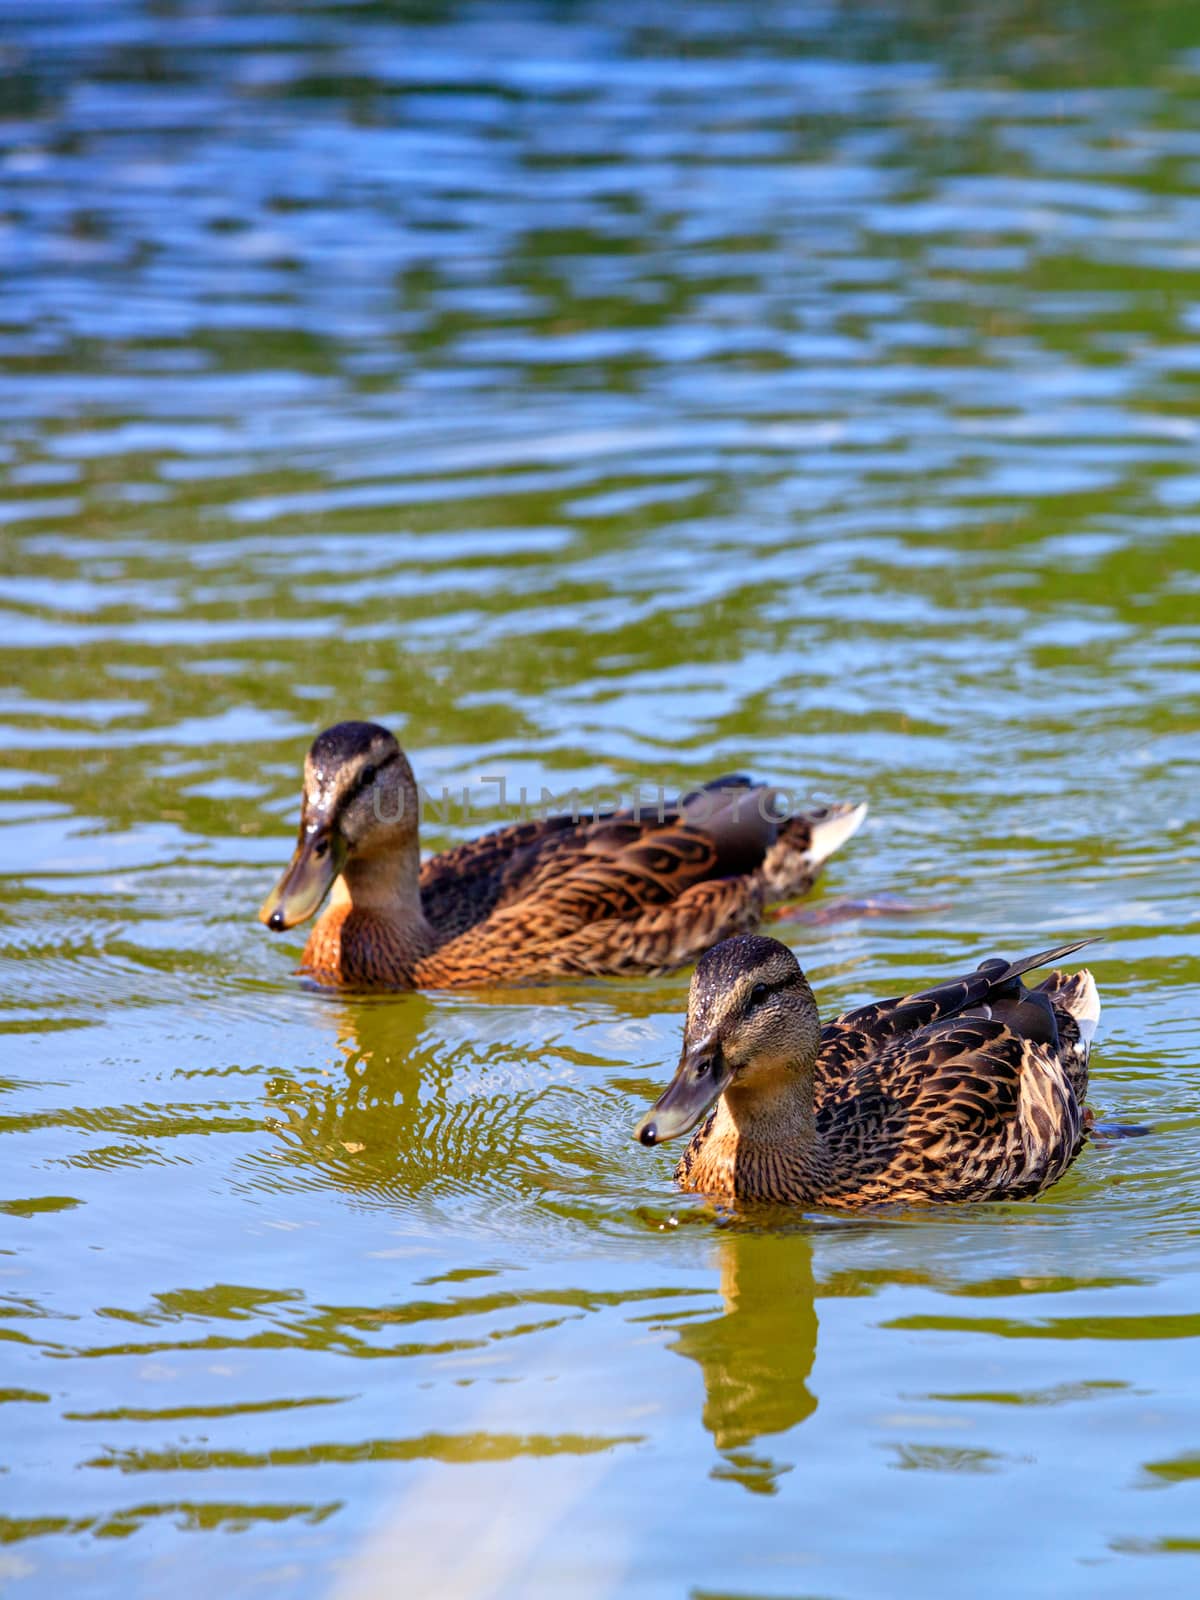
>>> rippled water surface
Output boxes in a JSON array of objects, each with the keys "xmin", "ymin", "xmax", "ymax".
[{"xmin": 3, "ymin": 2, "xmax": 1200, "ymax": 1594}]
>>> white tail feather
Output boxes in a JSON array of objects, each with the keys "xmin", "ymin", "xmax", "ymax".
[
  {"xmin": 804, "ymin": 801, "xmax": 868, "ymax": 866},
  {"xmin": 1066, "ymin": 969, "xmax": 1100, "ymax": 1053}
]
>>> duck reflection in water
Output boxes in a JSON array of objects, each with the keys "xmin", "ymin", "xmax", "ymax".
[
  {"xmin": 669, "ymin": 1229, "xmax": 818, "ymax": 1494},
  {"xmin": 263, "ymin": 992, "xmax": 553, "ymax": 1202}
]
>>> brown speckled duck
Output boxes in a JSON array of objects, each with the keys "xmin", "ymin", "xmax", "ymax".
[
  {"xmin": 259, "ymin": 722, "xmax": 867, "ymax": 989},
  {"xmin": 636, "ymin": 933, "xmax": 1100, "ymax": 1206}
]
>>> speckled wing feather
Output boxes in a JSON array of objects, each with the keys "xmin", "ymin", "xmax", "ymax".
[
  {"xmin": 418, "ymin": 813, "xmax": 588, "ymax": 941},
  {"xmin": 417, "ymin": 777, "xmax": 764, "ymax": 941},
  {"xmin": 415, "ymin": 777, "xmax": 839, "ymax": 983},
  {"xmin": 525, "ymin": 874, "xmax": 767, "ymax": 979},
  {"xmin": 806, "ymin": 941, "xmax": 1097, "ymax": 1205},
  {"xmin": 416, "ymin": 816, "xmax": 765, "ymax": 985},
  {"xmin": 816, "ymin": 1015, "xmax": 1086, "ymax": 1205},
  {"xmin": 818, "ymin": 938, "xmax": 1095, "ymax": 1082}
]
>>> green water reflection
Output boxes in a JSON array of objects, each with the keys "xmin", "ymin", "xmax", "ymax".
[
  {"xmin": 669, "ymin": 1232, "xmax": 819, "ymax": 1493},
  {"xmin": 2, "ymin": 1, "xmax": 1200, "ymax": 1596}
]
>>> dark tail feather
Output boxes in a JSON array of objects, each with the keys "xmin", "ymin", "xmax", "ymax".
[
  {"xmin": 994, "ymin": 938, "xmax": 1098, "ymax": 987},
  {"xmin": 889, "ymin": 937, "xmax": 1098, "ymax": 1031}
]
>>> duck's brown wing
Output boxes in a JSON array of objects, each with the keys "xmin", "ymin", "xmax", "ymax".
[
  {"xmin": 818, "ymin": 1016, "xmax": 1086, "ymax": 1205},
  {"xmin": 518, "ymin": 872, "xmax": 766, "ymax": 979},
  {"xmin": 417, "ymin": 777, "xmax": 771, "ymax": 949},
  {"xmin": 817, "ymin": 938, "xmax": 1095, "ymax": 1087},
  {"xmin": 418, "ymin": 828, "xmax": 764, "ymax": 985},
  {"xmin": 416, "ymin": 786, "xmax": 788, "ymax": 984},
  {"xmin": 418, "ymin": 776, "xmax": 766, "ymax": 942},
  {"xmin": 419, "ymin": 813, "xmax": 588, "ymax": 941},
  {"xmin": 416, "ymin": 778, "xmax": 868, "ymax": 985}
]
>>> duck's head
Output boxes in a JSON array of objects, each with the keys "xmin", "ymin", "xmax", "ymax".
[
  {"xmin": 635, "ymin": 935, "xmax": 821, "ymax": 1147},
  {"xmin": 259, "ymin": 720, "xmax": 419, "ymax": 932}
]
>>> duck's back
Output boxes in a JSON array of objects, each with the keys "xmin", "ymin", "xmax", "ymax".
[
  {"xmin": 418, "ymin": 812, "xmax": 584, "ymax": 942},
  {"xmin": 813, "ymin": 963, "xmax": 1100, "ymax": 1206},
  {"xmin": 415, "ymin": 780, "xmax": 861, "ymax": 984}
]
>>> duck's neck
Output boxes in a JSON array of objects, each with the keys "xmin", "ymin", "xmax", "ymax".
[
  {"xmin": 685, "ymin": 1068, "xmax": 834, "ymax": 1204},
  {"xmin": 342, "ymin": 842, "xmax": 429, "ymax": 924},
  {"xmin": 304, "ymin": 842, "xmax": 438, "ymax": 985}
]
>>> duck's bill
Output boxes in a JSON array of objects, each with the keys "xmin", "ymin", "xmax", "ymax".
[
  {"xmin": 258, "ymin": 829, "xmax": 343, "ymax": 931},
  {"xmin": 635, "ymin": 1040, "xmax": 730, "ymax": 1147}
]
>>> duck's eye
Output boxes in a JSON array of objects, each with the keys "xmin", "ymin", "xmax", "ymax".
[
  {"xmin": 313, "ymin": 837, "xmax": 329, "ymax": 859},
  {"xmin": 361, "ymin": 764, "xmax": 377, "ymax": 786},
  {"xmin": 749, "ymin": 982, "xmax": 770, "ymax": 1007}
]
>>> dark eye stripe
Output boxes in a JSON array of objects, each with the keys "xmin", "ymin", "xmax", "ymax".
[
  {"xmin": 342, "ymin": 749, "xmax": 399, "ymax": 809},
  {"xmin": 747, "ymin": 974, "xmax": 793, "ymax": 1007}
]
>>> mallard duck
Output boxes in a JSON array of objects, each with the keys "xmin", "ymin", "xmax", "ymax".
[
  {"xmin": 636, "ymin": 933, "xmax": 1100, "ymax": 1206},
  {"xmin": 258, "ymin": 721, "xmax": 867, "ymax": 989}
]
